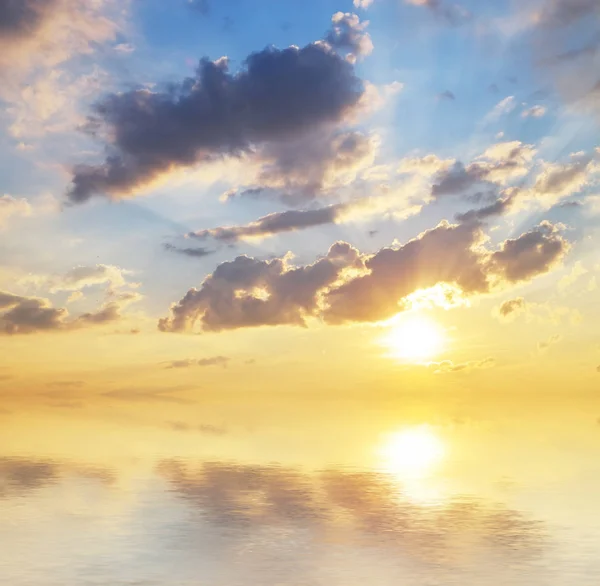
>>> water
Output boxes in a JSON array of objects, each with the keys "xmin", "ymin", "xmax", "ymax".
[{"xmin": 1, "ymin": 391, "xmax": 599, "ymax": 585}]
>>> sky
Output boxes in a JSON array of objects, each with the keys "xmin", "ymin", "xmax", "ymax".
[
  {"xmin": 0, "ymin": 0, "xmax": 599, "ymax": 404},
  {"xmin": 1, "ymin": 2, "xmax": 600, "ymax": 584}
]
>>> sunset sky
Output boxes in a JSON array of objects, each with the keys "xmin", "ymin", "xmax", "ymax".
[
  {"xmin": 1, "ymin": 0, "xmax": 598, "ymax": 408},
  {"xmin": 1, "ymin": 2, "xmax": 600, "ymax": 584}
]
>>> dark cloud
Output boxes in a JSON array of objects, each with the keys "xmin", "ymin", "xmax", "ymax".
[
  {"xmin": 324, "ymin": 12, "xmax": 373, "ymax": 63},
  {"xmin": 455, "ymin": 191, "xmax": 517, "ymax": 223},
  {"xmin": 0, "ymin": 289, "xmax": 139, "ymax": 335},
  {"xmin": 161, "ymin": 219, "xmax": 571, "ymax": 332},
  {"xmin": 190, "ymin": 205, "xmax": 343, "ymax": 242},
  {"xmin": 159, "ymin": 242, "xmax": 363, "ymax": 333},
  {"xmin": 0, "ymin": 292, "xmax": 67, "ymax": 334},
  {"xmin": 496, "ymin": 297, "xmax": 526, "ymax": 320},
  {"xmin": 166, "ymin": 356, "xmax": 230, "ymax": 369},
  {"xmin": 67, "ymin": 41, "xmax": 364, "ymax": 202},
  {"xmin": 488, "ymin": 222, "xmax": 570, "ymax": 283},
  {"xmin": 163, "ymin": 243, "xmax": 215, "ymax": 258},
  {"xmin": 0, "ymin": 0, "xmax": 56, "ymax": 41}
]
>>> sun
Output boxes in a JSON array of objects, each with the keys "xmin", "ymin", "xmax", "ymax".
[
  {"xmin": 378, "ymin": 426, "xmax": 446, "ymax": 479},
  {"xmin": 382, "ymin": 314, "xmax": 445, "ymax": 362}
]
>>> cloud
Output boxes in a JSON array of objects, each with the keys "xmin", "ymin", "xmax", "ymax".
[
  {"xmin": 527, "ymin": 151, "xmax": 598, "ymax": 208},
  {"xmin": 163, "ymin": 243, "xmax": 215, "ymax": 258},
  {"xmin": 50, "ymin": 265, "xmax": 130, "ymax": 292},
  {"xmin": 161, "ymin": 220, "xmax": 571, "ymax": 332},
  {"xmin": 67, "ymin": 40, "xmax": 365, "ymax": 203},
  {"xmin": 431, "ymin": 357, "xmax": 495, "ymax": 374},
  {"xmin": 483, "ymin": 96, "xmax": 516, "ymax": 124},
  {"xmin": 404, "ymin": 0, "xmax": 471, "ymax": 26},
  {"xmin": 398, "ymin": 154, "xmax": 455, "ymax": 177},
  {"xmin": 455, "ymin": 191, "xmax": 517, "ymax": 223},
  {"xmin": 169, "ymin": 421, "xmax": 227, "ymax": 435},
  {"xmin": 522, "ymin": 105, "xmax": 547, "ymax": 118},
  {"xmin": 495, "ymin": 297, "xmax": 526, "ymax": 322},
  {"xmin": 488, "ymin": 222, "xmax": 569, "ymax": 283},
  {"xmin": 159, "ymin": 242, "xmax": 363, "ymax": 333},
  {"xmin": 431, "ymin": 141, "xmax": 536, "ymax": 199},
  {"xmin": 437, "ymin": 90, "xmax": 456, "ymax": 101},
  {"xmin": 532, "ymin": 0, "xmax": 600, "ymax": 117},
  {"xmin": 102, "ymin": 386, "xmax": 195, "ymax": 404},
  {"xmin": 537, "ymin": 334, "xmax": 562, "ymax": 353},
  {"xmin": 166, "ymin": 356, "xmax": 230, "ymax": 369},
  {"xmin": 223, "ymin": 129, "xmax": 379, "ymax": 204},
  {"xmin": 0, "ymin": 289, "xmax": 140, "ymax": 335},
  {"xmin": 325, "ymin": 12, "xmax": 373, "ymax": 63},
  {"xmin": 46, "ymin": 380, "xmax": 84, "ymax": 389},
  {"xmin": 353, "ymin": 0, "xmax": 374, "ymax": 8},
  {"xmin": 0, "ymin": 195, "xmax": 31, "ymax": 226}
]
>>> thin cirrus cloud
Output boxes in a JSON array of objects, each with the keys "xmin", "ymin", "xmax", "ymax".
[
  {"xmin": 66, "ymin": 38, "xmax": 365, "ymax": 203},
  {"xmin": 159, "ymin": 220, "xmax": 570, "ymax": 333}
]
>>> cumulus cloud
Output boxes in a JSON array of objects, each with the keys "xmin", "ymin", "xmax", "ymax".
[
  {"xmin": 353, "ymin": 0, "xmax": 374, "ymax": 8},
  {"xmin": 166, "ymin": 356, "xmax": 230, "ymax": 369},
  {"xmin": 67, "ymin": 40, "xmax": 365, "ymax": 203},
  {"xmin": 161, "ymin": 220, "xmax": 571, "ymax": 332},
  {"xmin": 159, "ymin": 242, "xmax": 363, "ymax": 333},
  {"xmin": 488, "ymin": 221, "xmax": 569, "ymax": 282},
  {"xmin": 0, "ymin": 195, "xmax": 31, "ymax": 226},
  {"xmin": 325, "ymin": 12, "xmax": 373, "ymax": 63}
]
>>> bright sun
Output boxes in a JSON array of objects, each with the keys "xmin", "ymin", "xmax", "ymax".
[
  {"xmin": 378, "ymin": 426, "xmax": 446, "ymax": 479},
  {"xmin": 382, "ymin": 315, "xmax": 445, "ymax": 362}
]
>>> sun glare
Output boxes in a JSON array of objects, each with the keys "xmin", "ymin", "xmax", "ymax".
[
  {"xmin": 378, "ymin": 426, "xmax": 446, "ymax": 480},
  {"xmin": 382, "ymin": 315, "xmax": 445, "ymax": 362}
]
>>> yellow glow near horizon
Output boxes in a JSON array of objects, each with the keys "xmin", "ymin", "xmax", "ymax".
[
  {"xmin": 378, "ymin": 426, "xmax": 446, "ymax": 479},
  {"xmin": 382, "ymin": 315, "xmax": 445, "ymax": 362}
]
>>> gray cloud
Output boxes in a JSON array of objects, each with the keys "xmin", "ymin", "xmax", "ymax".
[
  {"xmin": 224, "ymin": 129, "xmax": 378, "ymax": 204},
  {"xmin": 0, "ymin": 289, "xmax": 140, "ymax": 335},
  {"xmin": 186, "ymin": 0, "xmax": 209, "ymax": 16},
  {"xmin": 537, "ymin": 0, "xmax": 599, "ymax": 29},
  {"xmin": 161, "ymin": 220, "xmax": 570, "ymax": 332},
  {"xmin": 159, "ymin": 242, "xmax": 363, "ymax": 333},
  {"xmin": 489, "ymin": 222, "xmax": 570, "ymax": 282},
  {"xmin": 0, "ymin": 0, "xmax": 56, "ymax": 41},
  {"xmin": 432, "ymin": 142, "xmax": 535, "ymax": 199},
  {"xmin": 455, "ymin": 191, "xmax": 517, "ymax": 223},
  {"xmin": 190, "ymin": 205, "xmax": 343, "ymax": 242},
  {"xmin": 67, "ymin": 42, "xmax": 364, "ymax": 202},
  {"xmin": 164, "ymin": 243, "xmax": 215, "ymax": 258},
  {"xmin": 538, "ymin": 334, "xmax": 562, "ymax": 352},
  {"xmin": 166, "ymin": 356, "xmax": 230, "ymax": 369},
  {"xmin": 496, "ymin": 297, "xmax": 526, "ymax": 321}
]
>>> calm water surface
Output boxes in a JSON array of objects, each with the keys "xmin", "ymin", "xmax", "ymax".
[{"xmin": 1, "ymin": 393, "xmax": 599, "ymax": 585}]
